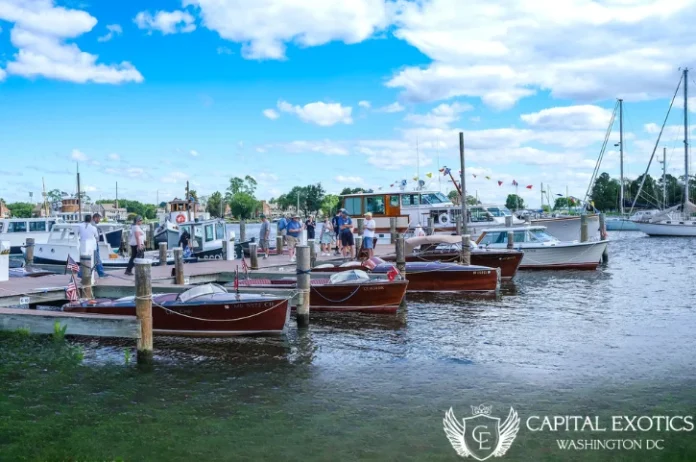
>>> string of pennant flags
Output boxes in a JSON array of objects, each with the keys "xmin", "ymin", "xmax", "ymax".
[{"xmin": 377, "ymin": 167, "xmax": 534, "ymax": 191}]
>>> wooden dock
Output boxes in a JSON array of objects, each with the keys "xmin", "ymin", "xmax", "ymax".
[{"xmin": 0, "ymin": 307, "xmax": 140, "ymax": 338}]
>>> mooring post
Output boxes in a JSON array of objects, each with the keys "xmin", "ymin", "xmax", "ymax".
[
  {"xmin": 507, "ymin": 231, "xmax": 514, "ymax": 250},
  {"xmin": 389, "ymin": 217, "xmax": 397, "ymax": 244},
  {"xmin": 147, "ymin": 223, "xmax": 156, "ymax": 250},
  {"xmin": 427, "ymin": 217, "xmax": 434, "ymax": 235},
  {"xmin": 120, "ymin": 227, "xmax": 129, "ymax": 255},
  {"xmin": 296, "ymin": 245, "xmax": 310, "ymax": 328},
  {"xmin": 308, "ymin": 239, "xmax": 316, "ymax": 267},
  {"xmin": 25, "ymin": 237, "xmax": 34, "ymax": 265},
  {"xmin": 173, "ymin": 247, "xmax": 184, "ymax": 285},
  {"xmin": 460, "ymin": 234, "xmax": 471, "ymax": 266},
  {"xmin": 356, "ymin": 217, "xmax": 364, "ymax": 236},
  {"xmin": 599, "ymin": 213, "xmax": 609, "ymax": 263},
  {"xmin": 355, "ymin": 236, "xmax": 363, "ymax": 260},
  {"xmin": 505, "ymin": 216, "xmax": 513, "ymax": 228},
  {"xmin": 455, "ymin": 215, "xmax": 462, "ymax": 235},
  {"xmin": 395, "ymin": 233, "xmax": 406, "ymax": 276},
  {"xmin": 580, "ymin": 214, "xmax": 589, "ymax": 243},
  {"xmin": 135, "ymin": 259, "xmax": 153, "ymax": 365},
  {"xmin": 80, "ymin": 253, "xmax": 93, "ymax": 299},
  {"xmin": 276, "ymin": 235, "xmax": 284, "ymax": 256},
  {"xmin": 239, "ymin": 220, "xmax": 246, "ymax": 242},
  {"xmin": 249, "ymin": 242, "xmax": 259, "ymax": 270},
  {"xmin": 158, "ymin": 242, "xmax": 167, "ymax": 266}
]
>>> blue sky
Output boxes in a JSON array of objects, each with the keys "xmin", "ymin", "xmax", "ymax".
[{"xmin": 1, "ymin": 0, "xmax": 695, "ymax": 208}]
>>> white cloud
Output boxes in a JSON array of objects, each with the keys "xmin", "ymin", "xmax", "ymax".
[
  {"xmin": 256, "ymin": 147, "xmax": 267, "ymax": 153},
  {"xmin": 0, "ymin": 67, "xmax": 6, "ymax": 82},
  {"xmin": 84, "ymin": 185, "xmax": 97, "ymax": 192},
  {"xmin": 190, "ymin": 149, "xmax": 199, "ymax": 156},
  {"xmin": 277, "ymin": 100, "xmax": 353, "ymax": 126},
  {"xmin": 264, "ymin": 140, "xmax": 349, "ymax": 156},
  {"xmin": 358, "ymin": 100, "xmax": 371, "ymax": 108},
  {"xmin": 520, "ymin": 105, "xmax": 613, "ymax": 130},
  {"xmin": 216, "ymin": 46, "xmax": 233, "ymax": 55},
  {"xmin": 405, "ymin": 102, "xmax": 473, "ymax": 128},
  {"xmin": 107, "ymin": 153, "xmax": 120, "ymax": 161},
  {"xmin": 335, "ymin": 175, "xmax": 364, "ymax": 184},
  {"xmin": 263, "ymin": 108, "xmax": 280, "ymax": 120},
  {"xmin": 161, "ymin": 171, "xmax": 189, "ymax": 183},
  {"xmin": 377, "ymin": 102, "xmax": 405, "ymax": 113},
  {"xmin": 134, "ymin": 10, "xmax": 196, "ymax": 35},
  {"xmin": 388, "ymin": 0, "xmax": 694, "ymax": 109},
  {"xmin": 0, "ymin": 0, "xmax": 143, "ymax": 84},
  {"xmin": 126, "ymin": 168, "xmax": 144, "ymax": 177},
  {"xmin": 70, "ymin": 149, "xmax": 87, "ymax": 161},
  {"xmin": 97, "ymin": 24, "xmax": 122, "ymax": 42},
  {"xmin": 185, "ymin": 0, "xmax": 391, "ymax": 60}
]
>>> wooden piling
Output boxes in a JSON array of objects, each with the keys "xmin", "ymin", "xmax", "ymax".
[
  {"xmin": 134, "ymin": 260, "xmax": 153, "ymax": 365},
  {"xmin": 355, "ymin": 236, "xmax": 363, "ymax": 260},
  {"xmin": 460, "ymin": 234, "xmax": 471, "ymax": 266},
  {"xmin": 147, "ymin": 223, "xmax": 155, "ymax": 250},
  {"xmin": 173, "ymin": 247, "xmax": 184, "ymax": 285},
  {"xmin": 599, "ymin": 213, "xmax": 609, "ymax": 263},
  {"xmin": 507, "ymin": 231, "xmax": 514, "ymax": 249},
  {"xmin": 296, "ymin": 245, "xmax": 310, "ymax": 328},
  {"xmin": 356, "ymin": 218, "xmax": 364, "ymax": 236},
  {"xmin": 276, "ymin": 235, "xmax": 284, "ymax": 256},
  {"xmin": 25, "ymin": 237, "xmax": 34, "ymax": 265},
  {"xmin": 249, "ymin": 242, "xmax": 259, "ymax": 270},
  {"xmin": 580, "ymin": 214, "xmax": 589, "ymax": 242},
  {"xmin": 389, "ymin": 217, "xmax": 397, "ymax": 244},
  {"xmin": 120, "ymin": 227, "xmax": 129, "ymax": 255},
  {"xmin": 308, "ymin": 239, "xmax": 316, "ymax": 267},
  {"xmin": 427, "ymin": 217, "xmax": 434, "ymax": 235},
  {"xmin": 158, "ymin": 242, "xmax": 167, "ymax": 265},
  {"xmin": 80, "ymin": 254, "xmax": 93, "ymax": 299},
  {"xmin": 505, "ymin": 216, "xmax": 513, "ymax": 228},
  {"xmin": 395, "ymin": 234, "xmax": 406, "ymax": 276},
  {"xmin": 455, "ymin": 215, "xmax": 462, "ymax": 235},
  {"xmin": 239, "ymin": 220, "xmax": 246, "ymax": 242}
]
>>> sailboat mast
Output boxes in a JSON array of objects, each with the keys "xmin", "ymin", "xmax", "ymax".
[
  {"xmin": 619, "ymin": 98, "xmax": 624, "ymax": 215},
  {"xmin": 662, "ymin": 147, "xmax": 667, "ymax": 208},
  {"xmin": 76, "ymin": 164, "xmax": 82, "ymax": 220},
  {"xmin": 459, "ymin": 132, "xmax": 468, "ymax": 234},
  {"xmin": 683, "ymin": 68, "xmax": 690, "ymax": 205}
]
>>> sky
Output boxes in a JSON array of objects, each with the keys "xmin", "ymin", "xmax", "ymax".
[{"xmin": 1, "ymin": 0, "xmax": 696, "ymax": 209}]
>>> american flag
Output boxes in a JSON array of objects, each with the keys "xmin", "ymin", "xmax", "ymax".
[
  {"xmin": 66, "ymin": 255, "xmax": 79, "ymax": 273},
  {"xmin": 241, "ymin": 256, "xmax": 249, "ymax": 275},
  {"xmin": 233, "ymin": 266, "xmax": 239, "ymax": 292},
  {"xmin": 65, "ymin": 274, "xmax": 79, "ymax": 302}
]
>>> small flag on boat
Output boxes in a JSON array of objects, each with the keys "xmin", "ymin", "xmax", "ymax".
[
  {"xmin": 66, "ymin": 255, "xmax": 79, "ymax": 273},
  {"xmin": 65, "ymin": 274, "xmax": 79, "ymax": 302},
  {"xmin": 526, "ymin": 185, "xmax": 533, "ymax": 189},
  {"xmin": 498, "ymin": 181, "xmax": 503, "ymax": 186},
  {"xmin": 241, "ymin": 256, "xmax": 249, "ymax": 276},
  {"xmin": 234, "ymin": 266, "xmax": 239, "ymax": 291},
  {"xmin": 387, "ymin": 265, "xmax": 399, "ymax": 282}
]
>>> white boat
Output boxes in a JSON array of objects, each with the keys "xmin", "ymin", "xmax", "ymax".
[
  {"xmin": 177, "ymin": 219, "xmax": 227, "ymax": 260},
  {"xmin": 154, "ymin": 220, "xmax": 180, "ymax": 249},
  {"xmin": 530, "ymin": 215, "xmax": 601, "ymax": 242},
  {"xmin": 475, "ymin": 226, "xmax": 608, "ymax": 270},
  {"xmin": 0, "ymin": 217, "xmax": 62, "ymax": 255}
]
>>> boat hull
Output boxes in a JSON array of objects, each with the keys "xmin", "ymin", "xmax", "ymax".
[
  {"xmin": 605, "ymin": 218, "xmax": 639, "ymax": 231},
  {"xmin": 382, "ymin": 250, "xmax": 522, "ymax": 280},
  {"xmin": 373, "ymin": 263, "xmax": 499, "ymax": 292},
  {"xmin": 531, "ymin": 215, "xmax": 601, "ymax": 241},
  {"xmin": 633, "ymin": 221, "xmax": 696, "ymax": 237},
  {"xmin": 512, "ymin": 241, "xmax": 608, "ymax": 270},
  {"xmin": 63, "ymin": 294, "xmax": 290, "ymax": 336}
]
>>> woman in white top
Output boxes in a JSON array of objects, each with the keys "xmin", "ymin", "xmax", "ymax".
[
  {"xmin": 363, "ymin": 212, "xmax": 377, "ymax": 258},
  {"xmin": 125, "ymin": 215, "xmax": 145, "ymax": 276}
]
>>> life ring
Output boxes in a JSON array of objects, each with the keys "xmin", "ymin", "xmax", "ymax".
[
  {"xmin": 439, "ymin": 213, "xmax": 450, "ymax": 225},
  {"xmin": 176, "ymin": 214, "xmax": 186, "ymax": 224}
]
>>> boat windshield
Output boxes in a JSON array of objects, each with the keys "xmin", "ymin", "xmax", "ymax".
[
  {"xmin": 486, "ymin": 207, "xmax": 512, "ymax": 217},
  {"xmin": 421, "ymin": 193, "xmax": 449, "ymax": 205},
  {"xmin": 178, "ymin": 283, "xmax": 227, "ymax": 303},
  {"xmin": 528, "ymin": 229, "xmax": 556, "ymax": 242}
]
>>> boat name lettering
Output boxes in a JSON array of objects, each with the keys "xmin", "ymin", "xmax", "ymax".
[
  {"xmin": 471, "ymin": 271, "xmax": 489, "ymax": 275},
  {"xmin": 362, "ymin": 286, "xmax": 385, "ymax": 291}
]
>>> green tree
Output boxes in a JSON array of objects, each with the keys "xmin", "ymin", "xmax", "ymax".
[
  {"xmin": 227, "ymin": 176, "xmax": 257, "ymax": 196},
  {"xmin": 96, "ymin": 199, "xmax": 158, "ymax": 219},
  {"xmin": 7, "ymin": 202, "xmax": 34, "ymax": 218},
  {"xmin": 629, "ymin": 174, "xmax": 658, "ymax": 208},
  {"xmin": 339, "ymin": 187, "xmax": 363, "ymax": 195},
  {"xmin": 228, "ymin": 192, "xmax": 259, "ymax": 219},
  {"xmin": 590, "ymin": 172, "xmax": 621, "ymax": 211},
  {"xmin": 448, "ymin": 190, "xmax": 460, "ymax": 205},
  {"xmin": 553, "ymin": 197, "xmax": 575, "ymax": 210},
  {"xmin": 188, "ymin": 190, "xmax": 198, "ymax": 202},
  {"xmin": 206, "ymin": 191, "xmax": 224, "ymax": 218},
  {"xmin": 321, "ymin": 194, "xmax": 340, "ymax": 217},
  {"xmin": 46, "ymin": 189, "xmax": 63, "ymax": 209},
  {"xmin": 505, "ymin": 194, "xmax": 525, "ymax": 211},
  {"xmin": 304, "ymin": 183, "xmax": 325, "ymax": 215}
]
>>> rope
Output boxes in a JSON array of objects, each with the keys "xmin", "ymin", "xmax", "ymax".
[
  {"xmin": 310, "ymin": 284, "xmax": 362, "ymax": 303},
  {"xmin": 296, "ymin": 269, "xmax": 312, "ymax": 275}
]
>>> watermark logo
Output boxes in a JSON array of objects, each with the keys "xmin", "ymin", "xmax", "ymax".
[{"xmin": 444, "ymin": 405, "xmax": 520, "ymax": 461}]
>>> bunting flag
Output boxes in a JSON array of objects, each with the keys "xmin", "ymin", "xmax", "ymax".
[
  {"xmin": 390, "ymin": 183, "xmax": 395, "ymax": 187},
  {"xmin": 526, "ymin": 185, "xmax": 533, "ymax": 189},
  {"xmin": 485, "ymin": 176, "xmax": 491, "ymax": 180},
  {"xmin": 498, "ymin": 181, "xmax": 503, "ymax": 186},
  {"xmin": 472, "ymin": 174, "xmax": 477, "ymax": 178},
  {"xmin": 426, "ymin": 172, "xmax": 433, "ymax": 179},
  {"xmin": 440, "ymin": 167, "xmax": 451, "ymax": 176},
  {"xmin": 556, "ymin": 193, "xmax": 563, "ymax": 196},
  {"xmin": 413, "ymin": 176, "xmax": 419, "ymax": 181},
  {"xmin": 512, "ymin": 180, "xmax": 519, "ymax": 186}
]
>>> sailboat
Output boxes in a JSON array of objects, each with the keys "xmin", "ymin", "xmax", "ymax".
[{"xmin": 634, "ymin": 68, "xmax": 696, "ymax": 237}]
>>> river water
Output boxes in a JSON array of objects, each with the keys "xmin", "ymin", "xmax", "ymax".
[{"xmin": 2, "ymin": 231, "xmax": 695, "ymax": 461}]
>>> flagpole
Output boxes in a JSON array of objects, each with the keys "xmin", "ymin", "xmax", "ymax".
[
  {"xmin": 516, "ymin": 184, "xmax": 519, "ymax": 211},
  {"xmin": 459, "ymin": 132, "xmax": 467, "ymax": 234}
]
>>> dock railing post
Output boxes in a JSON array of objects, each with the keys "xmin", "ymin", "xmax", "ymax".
[
  {"xmin": 147, "ymin": 223, "xmax": 155, "ymax": 250},
  {"xmin": 25, "ymin": 237, "xmax": 35, "ymax": 265},
  {"xmin": 276, "ymin": 235, "xmax": 284, "ymax": 256},
  {"xmin": 296, "ymin": 245, "xmax": 310, "ymax": 328},
  {"xmin": 158, "ymin": 242, "xmax": 168, "ymax": 266},
  {"xmin": 599, "ymin": 213, "xmax": 609, "ymax": 263},
  {"xmin": 427, "ymin": 217, "xmax": 434, "ymax": 235},
  {"xmin": 135, "ymin": 259, "xmax": 153, "ymax": 365},
  {"xmin": 580, "ymin": 214, "xmax": 589, "ymax": 242},
  {"xmin": 308, "ymin": 239, "xmax": 316, "ymax": 267},
  {"xmin": 455, "ymin": 215, "xmax": 462, "ymax": 235},
  {"xmin": 173, "ymin": 247, "xmax": 185, "ymax": 285},
  {"xmin": 460, "ymin": 234, "xmax": 471, "ymax": 265},
  {"xmin": 507, "ymin": 231, "xmax": 514, "ymax": 250},
  {"xmin": 505, "ymin": 216, "xmax": 513, "ymax": 228},
  {"xmin": 395, "ymin": 234, "xmax": 406, "ymax": 276},
  {"xmin": 80, "ymin": 253, "xmax": 93, "ymax": 299},
  {"xmin": 390, "ymin": 217, "xmax": 397, "ymax": 244},
  {"xmin": 239, "ymin": 220, "xmax": 246, "ymax": 243},
  {"xmin": 249, "ymin": 242, "xmax": 259, "ymax": 270}
]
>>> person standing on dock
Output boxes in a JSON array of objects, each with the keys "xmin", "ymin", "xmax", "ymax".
[
  {"xmin": 363, "ymin": 212, "xmax": 376, "ymax": 259},
  {"xmin": 305, "ymin": 215, "xmax": 316, "ymax": 241},
  {"xmin": 319, "ymin": 217, "xmax": 333, "ymax": 256},
  {"xmin": 339, "ymin": 209, "xmax": 354, "ymax": 259},
  {"xmin": 286, "ymin": 214, "xmax": 302, "ymax": 262},
  {"xmin": 332, "ymin": 210, "xmax": 342, "ymax": 256},
  {"xmin": 259, "ymin": 214, "xmax": 270, "ymax": 259},
  {"xmin": 91, "ymin": 213, "xmax": 107, "ymax": 278},
  {"xmin": 178, "ymin": 228, "xmax": 192, "ymax": 258},
  {"xmin": 125, "ymin": 216, "xmax": 145, "ymax": 276},
  {"xmin": 78, "ymin": 214, "xmax": 105, "ymax": 279}
]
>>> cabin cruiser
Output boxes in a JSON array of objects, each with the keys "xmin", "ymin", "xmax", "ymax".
[
  {"xmin": 0, "ymin": 217, "xmax": 62, "ymax": 255},
  {"xmin": 177, "ymin": 218, "xmax": 227, "ymax": 260}
]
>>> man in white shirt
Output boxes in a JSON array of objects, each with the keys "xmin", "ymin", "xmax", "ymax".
[
  {"xmin": 363, "ymin": 212, "xmax": 377, "ymax": 259},
  {"xmin": 78, "ymin": 214, "xmax": 105, "ymax": 278}
]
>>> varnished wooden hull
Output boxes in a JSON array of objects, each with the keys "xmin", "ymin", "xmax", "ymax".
[
  {"xmin": 381, "ymin": 250, "xmax": 522, "ymax": 280},
  {"xmin": 372, "ymin": 263, "xmax": 498, "ymax": 292},
  {"xmin": 63, "ymin": 294, "xmax": 290, "ymax": 336}
]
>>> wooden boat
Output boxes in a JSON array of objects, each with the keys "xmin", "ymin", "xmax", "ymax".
[
  {"xmin": 476, "ymin": 226, "xmax": 608, "ymax": 270},
  {"xmin": 62, "ymin": 284, "xmax": 290, "ymax": 336},
  {"xmin": 236, "ymin": 270, "xmax": 408, "ymax": 313},
  {"xmin": 380, "ymin": 235, "xmax": 523, "ymax": 280},
  {"xmin": 313, "ymin": 258, "xmax": 499, "ymax": 293}
]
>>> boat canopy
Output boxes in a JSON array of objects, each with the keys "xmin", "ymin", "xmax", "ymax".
[
  {"xmin": 178, "ymin": 283, "xmax": 228, "ymax": 303},
  {"xmin": 329, "ymin": 270, "xmax": 370, "ymax": 284},
  {"xmin": 405, "ymin": 235, "xmax": 461, "ymax": 253}
]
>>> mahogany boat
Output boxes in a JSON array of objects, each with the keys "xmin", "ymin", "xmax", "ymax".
[
  {"xmin": 380, "ymin": 235, "xmax": 523, "ymax": 280},
  {"xmin": 236, "ymin": 270, "xmax": 408, "ymax": 314},
  {"xmin": 313, "ymin": 258, "xmax": 499, "ymax": 293},
  {"xmin": 62, "ymin": 284, "xmax": 290, "ymax": 336}
]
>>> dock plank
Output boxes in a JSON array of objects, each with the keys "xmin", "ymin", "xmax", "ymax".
[{"xmin": 0, "ymin": 308, "xmax": 141, "ymax": 338}]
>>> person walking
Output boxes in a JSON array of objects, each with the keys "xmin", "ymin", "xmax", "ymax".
[
  {"xmin": 339, "ymin": 209, "xmax": 354, "ymax": 258},
  {"xmin": 332, "ymin": 210, "xmax": 341, "ymax": 256},
  {"xmin": 91, "ymin": 213, "xmax": 107, "ymax": 277},
  {"xmin": 259, "ymin": 214, "xmax": 271, "ymax": 259},
  {"xmin": 125, "ymin": 216, "xmax": 145, "ymax": 276},
  {"xmin": 286, "ymin": 214, "xmax": 302, "ymax": 262},
  {"xmin": 363, "ymin": 212, "xmax": 376, "ymax": 259},
  {"xmin": 319, "ymin": 217, "xmax": 333, "ymax": 256}
]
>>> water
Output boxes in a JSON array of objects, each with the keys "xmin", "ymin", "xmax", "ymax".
[{"xmin": 2, "ymin": 232, "xmax": 696, "ymax": 461}]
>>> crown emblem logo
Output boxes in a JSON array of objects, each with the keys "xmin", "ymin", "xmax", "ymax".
[{"xmin": 471, "ymin": 404, "xmax": 492, "ymax": 416}]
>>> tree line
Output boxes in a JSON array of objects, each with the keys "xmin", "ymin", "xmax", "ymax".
[{"xmin": 590, "ymin": 171, "xmax": 691, "ymax": 211}]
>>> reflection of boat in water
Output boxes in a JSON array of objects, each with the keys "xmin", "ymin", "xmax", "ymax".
[
  {"xmin": 380, "ymin": 235, "xmax": 523, "ymax": 280},
  {"xmin": 235, "ymin": 270, "xmax": 408, "ymax": 313},
  {"xmin": 62, "ymin": 284, "xmax": 290, "ymax": 336}
]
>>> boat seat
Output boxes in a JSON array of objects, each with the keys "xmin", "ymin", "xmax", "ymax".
[{"xmin": 238, "ymin": 278, "xmax": 273, "ymax": 286}]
